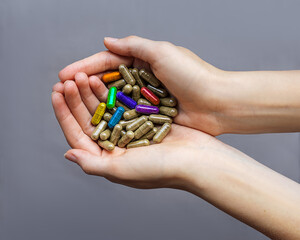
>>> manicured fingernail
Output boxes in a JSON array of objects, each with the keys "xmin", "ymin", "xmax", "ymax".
[
  {"xmin": 64, "ymin": 152, "xmax": 77, "ymax": 162},
  {"xmin": 104, "ymin": 37, "xmax": 119, "ymax": 42}
]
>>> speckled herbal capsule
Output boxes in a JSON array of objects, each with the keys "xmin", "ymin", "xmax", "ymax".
[
  {"xmin": 140, "ymin": 127, "xmax": 158, "ymax": 140},
  {"xmin": 118, "ymin": 131, "xmax": 134, "ymax": 148},
  {"xmin": 141, "ymin": 87, "xmax": 160, "ymax": 105},
  {"xmin": 159, "ymin": 106, "xmax": 178, "ymax": 117},
  {"xmin": 139, "ymin": 69, "xmax": 160, "ymax": 87},
  {"xmin": 107, "ymin": 79, "xmax": 126, "ymax": 89},
  {"xmin": 106, "ymin": 87, "xmax": 117, "ymax": 109},
  {"xmin": 126, "ymin": 116, "xmax": 148, "ymax": 131},
  {"xmin": 98, "ymin": 140, "xmax": 115, "ymax": 151},
  {"xmin": 122, "ymin": 84, "xmax": 133, "ymax": 95},
  {"xmin": 160, "ymin": 97, "xmax": 177, "ymax": 107},
  {"xmin": 116, "ymin": 92, "xmax": 137, "ymax": 109},
  {"xmin": 110, "ymin": 124, "xmax": 122, "ymax": 145},
  {"xmin": 136, "ymin": 105, "xmax": 159, "ymax": 114},
  {"xmin": 119, "ymin": 64, "xmax": 136, "ymax": 85},
  {"xmin": 120, "ymin": 130, "xmax": 126, "ymax": 137},
  {"xmin": 131, "ymin": 68, "xmax": 145, "ymax": 88},
  {"xmin": 153, "ymin": 123, "xmax": 171, "ymax": 143},
  {"xmin": 132, "ymin": 85, "xmax": 141, "ymax": 102},
  {"xmin": 91, "ymin": 102, "xmax": 106, "ymax": 126},
  {"xmin": 147, "ymin": 85, "xmax": 168, "ymax": 98},
  {"xmin": 137, "ymin": 98, "xmax": 152, "ymax": 106},
  {"xmin": 102, "ymin": 71, "xmax": 122, "ymax": 83},
  {"xmin": 108, "ymin": 107, "xmax": 117, "ymax": 115},
  {"xmin": 119, "ymin": 118, "xmax": 139, "ymax": 128},
  {"xmin": 123, "ymin": 109, "xmax": 140, "ymax": 120},
  {"xmin": 103, "ymin": 112, "xmax": 112, "ymax": 122},
  {"xmin": 127, "ymin": 139, "xmax": 150, "ymax": 149},
  {"xmin": 100, "ymin": 129, "xmax": 111, "ymax": 140},
  {"xmin": 149, "ymin": 114, "xmax": 172, "ymax": 124},
  {"xmin": 115, "ymin": 100, "xmax": 130, "ymax": 111},
  {"xmin": 91, "ymin": 120, "xmax": 107, "ymax": 140},
  {"xmin": 134, "ymin": 121, "xmax": 154, "ymax": 139},
  {"xmin": 108, "ymin": 107, "xmax": 125, "ymax": 128}
]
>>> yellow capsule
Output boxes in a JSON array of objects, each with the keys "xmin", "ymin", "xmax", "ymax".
[
  {"xmin": 123, "ymin": 109, "xmax": 140, "ymax": 120},
  {"xmin": 149, "ymin": 114, "xmax": 172, "ymax": 124},
  {"xmin": 132, "ymin": 85, "xmax": 141, "ymax": 102},
  {"xmin": 98, "ymin": 140, "xmax": 115, "ymax": 151},
  {"xmin": 153, "ymin": 123, "xmax": 171, "ymax": 143},
  {"xmin": 137, "ymin": 98, "xmax": 152, "ymax": 106},
  {"xmin": 109, "ymin": 124, "xmax": 122, "ymax": 145},
  {"xmin": 107, "ymin": 79, "xmax": 126, "ymax": 89},
  {"xmin": 91, "ymin": 103, "xmax": 106, "ymax": 126},
  {"xmin": 159, "ymin": 106, "xmax": 178, "ymax": 117},
  {"xmin": 134, "ymin": 121, "xmax": 154, "ymax": 139},
  {"xmin": 122, "ymin": 84, "xmax": 133, "ymax": 95},
  {"xmin": 127, "ymin": 139, "xmax": 150, "ymax": 149},
  {"xmin": 140, "ymin": 127, "xmax": 158, "ymax": 140},
  {"xmin": 91, "ymin": 120, "xmax": 107, "ymax": 140},
  {"xmin": 103, "ymin": 112, "xmax": 112, "ymax": 122},
  {"xmin": 126, "ymin": 116, "xmax": 148, "ymax": 131},
  {"xmin": 115, "ymin": 100, "xmax": 130, "ymax": 111},
  {"xmin": 118, "ymin": 131, "xmax": 134, "ymax": 148},
  {"xmin": 100, "ymin": 129, "xmax": 111, "ymax": 140}
]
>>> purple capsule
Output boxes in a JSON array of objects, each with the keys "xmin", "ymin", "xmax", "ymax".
[
  {"xmin": 135, "ymin": 105, "xmax": 159, "ymax": 114},
  {"xmin": 116, "ymin": 92, "xmax": 137, "ymax": 109}
]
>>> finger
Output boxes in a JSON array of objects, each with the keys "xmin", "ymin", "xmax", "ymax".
[
  {"xmin": 89, "ymin": 75, "xmax": 109, "ymax": 102},
  {"xmin": 59, "ymin": 51, "xmax": 133, "ymax": 82},
  {"xmin": 74, "ymin": 72, "xmax": 100, "ymax": 114},
  {"xmin": 52, "ymin": 82, "xmax": 64, "ymax": 94},
  {"xmin": 52, "ymin": 91, "xmax": 101, "ymax": 155},
  {"xmin": 64, "ymin": 80, "xmax": 94, "ymax": 136}
]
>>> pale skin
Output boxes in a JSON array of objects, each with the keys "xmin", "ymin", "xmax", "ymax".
[{"xmin": 52, "ymin": 36, "xmax": 300, "ymax": 239}]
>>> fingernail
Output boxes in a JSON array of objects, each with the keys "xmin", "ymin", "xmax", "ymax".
[
  {"xmin": 64, "ymin": 152, "xmax": 77, "ymax": 162},
  {"xmin": 104, "ymin": 37, "xmax": 119, "ymax": 42}
]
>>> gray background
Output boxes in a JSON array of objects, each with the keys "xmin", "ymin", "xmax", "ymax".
[{"xmin": 1, "ymin": 0, "xmax": 299, "ymax": 239}]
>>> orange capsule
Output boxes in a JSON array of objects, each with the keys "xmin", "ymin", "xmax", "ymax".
[
  {"xmin": 141, "ymin": 87, "xmax": 160, "ymax": 105},
  {"xmin": 102, "ymin": 71, "xmax": 122, "ymax": 83}
]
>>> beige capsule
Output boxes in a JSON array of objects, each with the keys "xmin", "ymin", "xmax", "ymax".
[
  {"xmin": 132, "ymin": 85, "xmax": 141, "ymax": 102},
  {"xmin": 109, "ymin": 124, "xmax": 122, "ymax": 145},
  {"xmin": 98, "ymin": 140, "xmax": 115, "ymax": 151},
  {"xmin": 123, "ymin": 109, "xmax": 140, "ymax": 120},
  {"xmin": 103, "ymin": 112, "xmax": 112, "ymax": 122},
  {"xmin": 107, "ymin": 79, "xmax": 126, "ymax": 89},
  {"xmin": 139, "ymin": 69, "xmax": 160, "ymax": 87},
  {"xmin": 115, "ymin": 100, "xmax": 130, "ymax": 111},
  {"xmin": 149, "ymin": 114, "xmax": 172, "ymax": 124},
  {"xmin": 108, "ymin": 107, "xmax": 117, "ymax": 114},
  {"xmin": 159, "ymin": 106, "xmax": 178, "ymax": 117},
  {"xmin": 118, "ymin": 130, "xmax": 134, "ymax": 148},
  {"xmin": 119, "ymin": 118, "xmax": 138, "ymax": 128},
  {"xmin": 160, "ymin": 97, "xmax": 177, "ymax": 107},
  {"xmin": 126, "ymin": 116, "xmax": 148, "ymax": 131},
  {"xmin": 122, "ymin": 84, "xmax": 133, "ymax": 95},
  {"xmin": 137, "ymin": 98, "xmax": 152, "ymax": 106},
  {"xmin": 131, "ymin": 68, "xmax": 145, "ymax": 88},
  {"xmin": 147, "ymin": 85, "xmax": 168, "ymax": 98},
  {"xmin": 134, "ymin": 121, "xmax": 154, "ymax": 139},
  {"xmin": 91, "ymin": 120, "xmax": 107, "ymax": 140},
  {"xmin": 140, "ymin": 127, "xmax": 158, "ymax": 140},
  {"xmin": 119, "ymin": 64, "xmax": 136, "ymax": 85},
  {"xmin": 100, "ymin": 129, "xmax": 111, "ymax": 140},
  {"xmin": 127, "ymin": 139, "xmax": 150, "ymax": 149},
  {"xmin": 153, "ymin": 123, "xmax": 171, "ymax": 143},
  {"xmin": 120, "ymin": 130, "xmax": 126, "ymax": 137}
]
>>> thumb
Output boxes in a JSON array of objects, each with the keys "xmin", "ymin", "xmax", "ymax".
[{"xmin": 64, "ymin": 149, "xmax": 108, "ymax": 176}]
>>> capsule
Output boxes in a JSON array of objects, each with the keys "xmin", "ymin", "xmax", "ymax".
[
  {"xmin": 116, "ymin": 92, "xmax": 137, "ymax": 109},
  {"xmin": 120, "ymin": 130, "xmax": 126, "ymax": 137},
  {"xmin": 100, "ymin": 129, "xmax": 111, "ymax": 140},
  {"xmin": 126, "ymin": 115, "xmax": 148, "ymax": 131},
  {"xmin": 110, "ymin": 124, "xmax": 122, "ymax": 145},
  {"xmin": 91, "ymin": 120, "xmax": 107, "ymax": 140},
  {"xmin": 160, "ymin": 97, "xmax": 177, "ymax": 107},
  {"xmin": 103, "ymin": 112, "xmax": 112, "ymax": 122},
  {"xmin": 141, "ymin": 87, "xmax": 160, "ymax": 105},
  {"xmin": 108, "ymin": 106, "xmax": 125, "ymax": 128},
  {"xmin": 119, "ymin": 118, "xmax": 139, "ymax": 128},
  {"xmin": 122, "ymin": 84, "xmax": 133, "ymax": 95},
  {"xmin": 98, "ymin": 140, "xmax": 115, "ymax": 151},
  {"xmin": 119, "ymin": 64, "xmax": 136, "ymax": 85},
  {"xmin": 149, "ymin": 114, "xmax": 172, "ymax": 124},
  {"xmin": 153, "ymin": 123, "xmax": 171, "ymax": 143},
  {"xmin": 139, "ymin": 69, "xmax": 160, "ymax": 87},
  {"xmin": 140, "ymin": 127, "xmax": 158, "ymax": 140},
  {"xmin": 102, "ymin": 71, "xmax": 122, "ymax": 83},
  {"xmin": 108, "ymin": 107, "xmax": 117, "ymax": 115},
  {"xmin": 107, "ymin": 79, "xmax": 126, "ymax": 89},
  {"xmin": 106, "ymin": 87, "xmax": 117, "ymax": 109},
  {"xmin": 127, "ymin": 139, "xmax": 150, "ymax": 149},
  {"xmin": 115, "ymin": 100, "xmax": 130, "ymax": 111},
  {"xmin": 136, "ymin": 105, "xmax": 159, "ymax": 114},
  {"xmin": 147, "ymin": 85, "xmax": 168, "ymax": 98},
  {"xmin": 134, "ymin": 121, "xmax": 154, "ymax": 139},
  {"xmin": 123, "ymin": 109, "xmax": 140, "ymax": 120},
  {"xmin": 132, "ymin": 85, "xmax": 141, "ymax": 102},
  {"xmin": 118, "ymin": 131, "xmax": 134, "ymax": 148},
  {"xmin": 131, "ymin": 68, "xmax": 145, "ymax": 88},
  {"xmin": 91, "ymin": 102, "xmax": 106, "ymax": 126},
  {"xmin": 137, "ymin": 98, "xmax": 152, "ymax": 106},
  {"xmin": 159, "ymin": 106, "xmax": 178, "ymax": 117}
]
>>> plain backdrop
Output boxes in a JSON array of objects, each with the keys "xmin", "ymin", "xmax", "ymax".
[{"xmin": 1, "ymin": 0, "xmax": 299, "ymax": 239}]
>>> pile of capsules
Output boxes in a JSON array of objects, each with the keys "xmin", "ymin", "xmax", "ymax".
[{"xmin": 90, "ymin": 64, "xmax": 178, "ymax": 151}]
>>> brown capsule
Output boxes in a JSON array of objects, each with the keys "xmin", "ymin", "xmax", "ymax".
[
  {"xmin": 119, "ymin": 118, "xmax": 138, "ymax": 128},
  {"xmin": 120, "ymin": 130, "xmax": 126, "ymax": 137},
  {"xmin": 132, "ymin": 85, "xmax": 141, "ymax": 102},
  {"xmin": 100, "ymin": 129, "xmax": 111, "ymax": 140},
  {"xmin": 137, "ymin": 98, "xmax": 152, "ymax": 106},
  {"xmin": 131, "ymin": 68, "xmax": 145, "ymax": 88},
  {"xmin": 115, "ymin": 100, "xmax": 130, "ymax": 111},
  {"xmin": 129, "ymin": 68, "xmax": 133, "ymax": 73},
  {"xmin": 118, "ymin": 131, "xmax": 134, "ymax": 148},
  {"xmin": 140, "ymin": 127, "xmax": 158, "ymax": 140},
  {"xmin": 119, "ymin": 64, "xmax": 136, "ymax": 85},
  {"xmin": 159, "ymin": 106, "xmax": 178, "ymax": 117},
  {"xmin": 126, "ymin": 116, "xmax": 148, "ymax": 131},
  {"xmin": 139, "ymin": 69, "xmax": 160, "ymax": 87},
  {"xmin": 103, "ymin": 112, "xmax": 112, "ymax": 122},
  {"xmin": 107, "ymin": 79, "xmax": 126, "ymax": 89},
  {"xmin": 149, "ymin": 114, "xmax": 172, "ymax": 124},
  {"xmin": 160, "ymin": 97, "xmax": 177, "ymax": 107},
  {"xmin": 122, "ymin": 84, "xmax": 133, "ymax": 95},
  {"xmin": 109, "ymin": 124, "xmax": 122, "ymax": 145},
  {"xmin": 108, "ymin": 107, "xmax": 117, "ymax": 114},
  {"xmin": 134, "ymin": 121, "xmax": 154, "ymax": 139},
  {"xmin": 147, "ymin": 85, "xmax": 168, "ymax": 98},
  {"xmin": 127, "ymin": 139, "xmax": 150, "ymax": 149},
  {"xmin": 123, "ymin": 109, "xmax": 140, "ymax": 120},
  {"xmin": 91, "ymin": 120, "xmax": 107, "ymax": 140},
  {"xmin": 153, "ymin": 123, "xmax": 171, "ymax": 143},
  {"xmin": 98, "ymin": 140, "xmax": 115, "ymax": 151}
]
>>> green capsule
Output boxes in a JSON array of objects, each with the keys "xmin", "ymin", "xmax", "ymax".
[
  {"xmin": 140, "ymin": 127, "xmax": 158, "ymax": 140},
  {"xmin": 91, "ymin": 102, "xmax": 106, "ymax": 126},
  {"xmin": 134, "ymin": 121, "xmax": 154, "ymax": 139},
  {"xmin": 159, "ymin": 106, "xmax": 178, "ymax": 117},
  {"xmin": 122, "ymin": 84, "xmax": 133, "ymax": 95},
  {"xmin": 100, "ymin": 129, "xmax": 111, "ymax": 140},
  {"xmin": 118, "ymin": 131, "xmax": 134, "ymax": 148},
  {"xmin": 107, "ymin": 79, "xmax": 126, "ymax": 89},
  {"xmin": 107, "ymin": 87, "xmax": 117, "ymax": 109},
  {"xmin": 153, "ymin": 123, "xmax": 171, "ymax": 143},
  {"xmin": 127, "ymin": 139, "xmax": 150, "ymax": 149},
  {"xmin": 91, "ymin": 120, "xmax": 107, "ymax": 140},
  {"xmin": 139, "ymin": 69, "xmax": 160, "ymax": 87},
  {"xmin": 109, "ymin": 124, "xmax": 122, "ymax": 145},
  {"xmin": 103, "ymin": 112, "xmax": 112, "ymax": 122},
  {"xmin": 126, "ymin": 116, "xmax": 148, "ymax": 131},
  {"xmin": 115, "ymin": 100, "xmax": 130, "ymax": 111},
  {"xmin": 98, "ymin": 140, "xmax": 115, "ymax": 151},
  {"xmin": 147, "ymin": 85, "xmax": 168, "ymax": 98},
  {"xmin": 160, "ymin": 97, "xmax": 177, "ymax": 107},
  {"xmin": 119, "ymin": 64, "xmax": 136, "ymax": 85},
  {"xmin": 132, "ymin": 85, "xmax": 141, "ymax": 102},
  {"xmin": 137, "ymin": 98, "xmax": 152, "ymax": 106},
  {"xmin": 123, "ymin": 109, "xmax": 140, "ymax": 120},
  {"xmin": 132, "ymin": 68, "xmax": 145, "ymax": 88},
  {"xmin": 119, "ymin": 118, "xmax": 138, "ymax": 128},
  {"xmin": 149, "ymin": 114, "xmax": 172, "ymax": 124}
]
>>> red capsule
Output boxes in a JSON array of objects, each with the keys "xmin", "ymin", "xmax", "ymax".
[{"xmin": 141, "ymin": 87, "xmax": 160, "ymax": 105}]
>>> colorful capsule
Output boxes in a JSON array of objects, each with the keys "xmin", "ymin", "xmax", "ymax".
[
  {"xmin": 159, "ymin": 106, "xmax": 178, "ymax": 117},
  {"xmin": 134, "ymin": 121, "xmax": 154, "ymax": 139},
  {"xmin": 110, "ymin": 124, "xmax": 122, "ymax": 145},
  {"xmin": 106, "ymin": 87, "xmax": 117, "ymax": 109},
  {"xmin": 126, "ymin": 116, "xmax": 148, "ymax": 131},
  {"xmin": 149, "ymin": 114, "xmax": 172, "ymax": 124},
  {"xmin": 153, "ymin": 123, "xmax": 171, "ymax": 143},
  {"xmin": 137, "ymin": 98, "xmax": 152, "ymax": 106},
  {"xmin": 139, "ymin": 69, "xmax": 160, "ymax": 87},
  {"xmin": 116, "ymin": 91, "xmax": 137, "ymax": 109},
  {"xmin": 102, "ymin": 71, "xmax": 122, "ymax": 83},
  {"xmin": 136, "ymin": 105, "xmax": 159, "ymax": 114},
  {"xmin": 140, "ymin": 87, "xmax": 160, "ymax": 105},
  {"xmin": 132, "ymin": 85, "xmax": 141, "ymax": 102},
  {"xmin": 131, "ymin": 68, "xmax": 145, "ymax": 88},
  {"xmin": 119, "ymin": 64, "xmax": 136, "ymax": 85},
  {"xmin": 98, "ymin": 140, "xmax": 115, "ymax": 151},
  {"xmin": 127, "ymin": 139, "xmax": 150, "ymax": 149},
  {"xmin": 108, "ymin": 106, "xmax": 125, "ymax": 128},
  {"xmin": 123, "ymin": 109, "xmax": 140, "ymax": 120},
  {"xmin": 107, "ymin": 79, "xmax": 126, "ymax": 89},
  {"xmin": 147, "ymin": 84, "xmax": 168, "ymax": 98},
  {"xmin": 118, "ymin": 131, "xmax": 134, "ymax": 148},
  {"xmin": 91, "ymin": 120, "xmax": 108, "ymax": 140},
  {"xmin": 100, "ymin": 129, "xmax": 111, "ymax": 140},
  {"xmin": 91, "ymin": 102, "xmax": 106, "ymax": 126},
  {"xmin": 160, "ymin": 97, "xmax": 177, "ymax": 107}
]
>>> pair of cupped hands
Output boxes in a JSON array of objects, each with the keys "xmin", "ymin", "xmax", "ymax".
[{"xmin": 52, "ymin": 36, "xmax": 242, "ymax": 190}]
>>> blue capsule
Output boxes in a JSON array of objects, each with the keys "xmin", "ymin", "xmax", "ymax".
[
  {"xmin": 108, "ymin": 107, "xmax": 125, "ymax": 128},
  {"xmin": 116, "ymin": 92, "xmax": 137, "ymax": 109}
]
